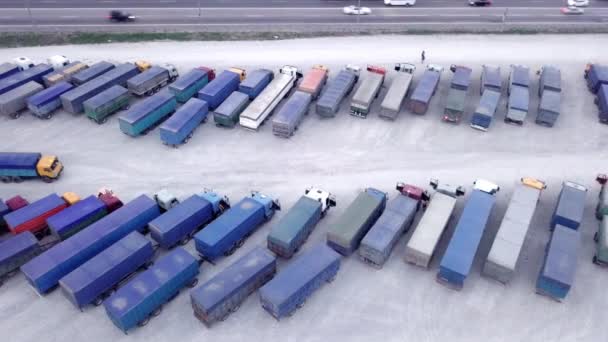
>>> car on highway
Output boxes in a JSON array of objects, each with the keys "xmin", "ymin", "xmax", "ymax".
[
  {"xmin": 384, "ymin": 0, "xmax": 416, "ymax": 6},
  {"xmin": 343, "ymin": 6, "xmax": 372, "ymax": 15},
  {"xmin": 560, "ymin": 6, "xmax": 585, "ymax": 14},
  {"xmin": 468, "ymin": 0, "xmax": 492, "ymax": 6},
  {"xmin": 108, "ymin": 10, "xmax": 137, "ymax": 22},
  {"xmin": 567, "ymin": 0, "xmax": 589, "ymax": 7}
]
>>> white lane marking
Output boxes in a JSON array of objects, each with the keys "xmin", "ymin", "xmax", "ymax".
[
  {"xmin": 98, "ymin": 0, "xmax": 118, "ymax": 3},
  {"xmin": 0, "ymin": 16, "xmax": 14, "ymax": 19},
  {"xmin": 159, "ymin": 0, "xmax": 177, "ymax": 3},
  {"xmin": 39, "ymin": 0, "xmax": 57, "ymax": 3},
  {"xmin": 245, "ymin": 14, "xmax": 264, "ymax": 18},
  {"xmin": 382, "ymin": 14, "xmax": 431, "ymax": 17},
  {"xmin": 60, "ymin": 16, "xmax": 79, "ymax": 19}
]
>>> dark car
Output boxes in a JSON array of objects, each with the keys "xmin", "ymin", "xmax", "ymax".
[
  {"xmin": 108, "ymin": 10, "xmax": 136, "ymax": 22},
  {"xmin": 468, "ymin": 0, "xmax": 492, "ymax": 6}
]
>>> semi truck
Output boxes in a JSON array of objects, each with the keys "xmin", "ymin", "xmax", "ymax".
[
  {"xmin": 437, "ymin": 179, "xmax": 500, "ymax": 290},
  {"xmin": 443, "ymin": 65, "xmax": 472, "ymax": 123},
  {"xmin": 0, "ymin": 152, "xmax": 63, "ymax": 183},
  {"xmin": 239, "ymin": 65, "xmax": 301, "ymax": 131},
  {"xmin": 326, "ymin": 188, "xmax": 387, "ymax": 256},
  {"xmin": 104, "ymin": 247, "xmax": 199, "ymax": 333},
  {"xmin": 470, "ymin": 89, "xmax": 501, "ymax": 131},
  {"xmin": 267, "ymin": 187, "xmax": 336, "ymax": 258},
  {"xmin": 191, "ymin": 246, "xmax": 276, "ymax": 325},
  {"xmin": 379, "ymin": 64, "xmax": 415, "ymax": 120},
  {"xmin": 239, "ymin": 69, "xmax": 274, "ymax": 100},
  {"xmin": 42, "ymin": 61, "xmax": 88, "ymax": 87},
  {"xmin": 148, "ymin": 190, "xmax": 229, "ymax": 249},
  {"xmin": 259, "ymin": 243, "xmax": 340, "ymax": 320},
  {"xmin": 46, "ymin": 195, "xmax": 111, "ymax": 240},
  {"xmin": 315, "ymin": 65, "xmax": 359, "ymax": 117},
  {"xmin": 536, "ymin": 224, "xmax": 579, "ymax": 302},
  {"xmin": 0, "ymin": 63, "xmax": 20, "ymax": 81},
  {"xmin": 505, "ymin": 65, "xmax": 530, "ymax": 125},
  {"xmin": 197, "ymin": 68, "xmax": 244, "ymax": 110},
  {"xmin": 597, "ymin": 84, "xmax": 608, "ymax": 123},
  {"xmin": 0, "ymin": 64, "xmax": 52, "ymax": 96},
  {"xmin": 159, "ymin": 98, "xmax": 208, "ymax": 147},
  {"xmin": 169, "ymin": 68, "xmax": 212, "ymax": 103},
  {"xmin": 0, "ymin": 232, "xmax": 41, "ymax": 285},
  {"xmin": 27, "ymin": 82, "xmax": 74, "ymax": 119},
  {"xmin": 359, "ymin": 183, "xmax": 428, "ymax": 268},
  {"xmin": 194, "ymin": 192, "xmax": 280, "ymax": 262},
  {"xmin": 404, "ymin": 180, "xmax": 465, "ymax": 268},
  {"xmin": 20, "ymin": 195, "xmax": 160, "ymax": 294},
  {"xmin": 481, "ymin": 65, "xmax": 502, "ymax": 95},
  {"xmin": 71, "ymin": 61, "xmax": 114, "ymax": 86},
  {"xmin": 350, "ymin": 65, "xmax": 386, "ymax": 118},
  {"xmin": 407, "ymin": 65, "xmax": 442, "ymax": 115},
  {"xmin": 536, "ymin": 89, "xmax": 561, "ymax": 127},
  {"xmin": 83, "ymin": 85, "xmax": 130, "ymax": 124},
  {"xmin": 551, "ymin": 181, "xmax": 587, "ymax": 231},
  {"xmin": 0, "ymin": 81, "xmax": 43, "ymax": 118},
  {"xmin": 483, "ymin": 178, "xmax": 546, "ymax": 284},
  {"xmin": 118, "ymin": 91, "xmax": 177, "ymax": 137},
  {"xmin": 213, "ymin": 91, "xmax": 249, "ymax": 128},
  {"xmin": 271, "ymin": 91, "xmax": 312, "ymax": 138},
  {"xmin": 4, "ymin": 193, "xmax": 72, "ymax": 235},
  {"xmin": 127, "ymin": 65, "xmax": 178, "ymax": 97},
  {"xmin": 297, "ymin": 65, "xmax": 328, "ymax": 99},
  {"xmin": 584, "ymin": 63, "xmax": 608, "ymax": 94}
]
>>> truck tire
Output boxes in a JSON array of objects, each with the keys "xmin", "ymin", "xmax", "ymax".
[
  {"xmin": 145, "ymin": 90, "xmax": 152, "ymax": 96},
  {"xmin": 593, "ymin": 255, "xmax": 599, "ymax": 264},
  {"xmin": 93, "ymin": 296, "xmax": 104, "ymax": 306},
  {"xmin": 1, "ymin": 176, "xmax": 11, "ymax": 183},
  {"xmin": 188, "ymin": 278, "xmax": 198, "ymax": 288},
  {"xmin": 151, "ymin": 307, "xmax": 162, "ymax": 317},
  {"xmin": 13, "ymin": 177, "xmax": 23, "ymax": 183},
  {"xmin": 138, "ymin": 317, "xmax": 150, "ymax": 327},
  {"xmin": 179, "ymin": 236, "xmax": 189, "ymax": 246},
  {"xmin": 594, "ymin": 232, "xmax": 599, "ymax": 242},
  {"xmin": 42, "ymin": 176, "xmax": 54, "ymax": 183}
]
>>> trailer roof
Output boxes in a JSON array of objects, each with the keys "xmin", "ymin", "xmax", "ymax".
[
  {"xmin": 46, "ymin": 195, "xmax": 106, "ymax": 233},
  {"xmin": 381, "ymin": 72, "xmax": 413, "ymax": 111},
  {"xmin": 120, "ymin": 91, "xmax": 175, "ymax": 125},
  {"xmin": 510, "ymin": 65, "xmax": 530, "ymax": 88},
  {"xmin": 148, "ymin": 194, "xmax": 211, "ymax": 233},
  {"xmin": 170, "ymin": 68, "xmax": 207, "ymax": 92},
  {"xmin": 200, "ymin": 70, "xmax": 239, "ymax": 97},
  {"xmin": 539, "ymin": 89, "xmax": 560, "ymax": 113},
  {"xmin": 541, "ymin": 65, "xmax": 561, "ymax": 92},
  {"xmin": 27, "ymin": 82, "xmax": 74, "ymax": 107},
  {"xmin": 160, "ymin": 98, "xmax": 208, "ymax": 133},
  {"xmin": 127, "ymin": 66, "xmax": 166, "ymax": 85},
  {"xmin": 272, "ymin": 91, "xmax": 312, "ymax": 126},
  {"xmin": 213, "ymin": 91, "xmax": 248, "ymax": 117},
  {"xmin": 482, "ymin": 65, "xmax": 502, "ymax": 92},
  {"xmin": 83, "ymin": 85, "xmax": 128, "ymax": 109},
  {"xmin": 0, "ymin": 231, "xmax": 37, "ymax": 264},
  {"xmin": 542, "ymin": 225, "xmax": 579, "ymax": 286},
  {"xmin": 0, "ymin": 152, "xmax": 41, "ymax": 169},
  {"xmin": 509, "ymin": 85, "xmax": 529, "ymax": 112},
  {"xmin": 410, "ymin": 70, "xmax": 440, "ymax": 103},
  {"xmin": 316, "ymin": 69, "xmax": 356, "ymax": 109},
  {"xmin": 451, "ymin": 67, "xmax": 472, "ymax": 90},
  {"xmin": 4, "ymin": 194, "xmax": 64, "ymax": 228},
  {"xmin": 240, "ymin": 73, "xmax": 293, "ymax": 121},
  {"xmin": 555, "ymin": 182, "xmax": 587, "ymax": 226},
  {"xmin": 361, "ymin": 193, "xmax": 418, "ymax": 252},
  {"xmin": 268, "ymin": 196, "xmax": 320, "ymax": 246},
  {"xmin": 71, "ymin": 61, "xmax": 114, "ymax": 84},
  {"xmin": 351, "ymin": 72, "xmax": 384, "ymax": 105},
  {"xmin": 239, "ymin": 69, "xmax": 273, "ymax": 91},
  {"xmin": 475, "ymin": 90, "xmax": 501, "ymax": 117}
]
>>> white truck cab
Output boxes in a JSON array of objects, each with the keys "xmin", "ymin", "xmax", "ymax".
[
  {"xmin": 395, "ymin": 62, "xmax": 416, "ymax": 74},
  {"xmin": 154, "ymin": 189, "xmax": 179, "ymax": 212},
  {"xmin": 345, "ymin": 64, "xmax": 362, "ymax": 76},
  {"xmin": 473, "ymin": 179, "xmax": 500, "ymax": 195},
  {"xmin": 304, "ymin": 187, "xmax": 337, "ymax": 214},
  {"xmin": 47, "ymin": 55, "xmax": 70, "ymax": 70},
  {"xmin": 164, "ymin": 63, "xmax": 179, "ymax": 82},
  {"xmin": 279, "ymin": 65, "xmax": 302, "ymax": 78},
  {"xmin": 13, "ymin": 57, "xmax": 34, "ymax": 71},
  {"xmin": 426, "ymin": 64, "xmax": 444, "ymax": 73}
]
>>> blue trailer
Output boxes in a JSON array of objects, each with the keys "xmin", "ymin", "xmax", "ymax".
[
  {"xmin": 148, "ymin": 191, "xmax": 229, "ymax": 249},
  {"xmin": 197, "ymin": 70, "xmax": 241, "ymax": 110},
  {"xmin": 536, "ymin": 224, "xmax": 579, "ymax": 302},
  {"xmin": 238, "ymin": 69, "xmax": 274, "ymax": 100},
  {"xmin": 213, "ymin": 91, "xmax": 250, "ymax": 128},
  {"xmin": 585, "ymin": 63, "xmax": 608, "ymax": 94},
  {"xmin": 259, "ymin": 243, "xmax": 340, "ymax": 320},
  {"xmin": 316, "ymin": 67, "xmax": 359, "ymax": 117},
  {"xmin": 0, "ymin": 199, "xmax": 9, "ymax": 226},
  {"xmin": 470, "ymin": 90, "xmax": 501, "ymax": 131},
  {"xmin": 59, "ymin": 232, "xmax": 154, "ymax": 309},
  {"xmin": 47, "ymin": 195, "xmax": 109, "ymax": 240},
  {"xmin": 83, "ymin": 85, "xmax": 130, "ymax": 124},
  {"xmin": 190, "ymin": 247, "xmax": 276, "ymax": 325},
  {"xmin": 551, "ymin": 181, "xmax": 587, "ymax": 231},
  {"xmin": 27, "ymin": 82, "xmax": 74, "ymax": 119},
  {"xmin": 4, "ymin": 193, "xmax": 68, "ymax": 235},
  {"xmin": 159, "ymin": 98, "xmax": 209, "ymax": 147},
  {"xmin": 437, "ymin": 180, "xmax": 500, "ymax": 290},
  {"xmin": 20, "ymin": 195, "xmax": 160, "ymax": 294},
  {"xmin": 0, "ymin": 232, "xmax": 40, "ymax": 284},
  {"xmin": 118, "ymin": 91, "xmax": 177, "ymax": 137},
  {"xmin": 71, "ymin": 61, "xmax": 114, "ymax": 86},
  {"xmin": 194, "ymin": 192, "xmax": 280, "ymax": 262},
  {"xmin": 169, "ymin": 68, "xmax": 211, "ymax": 103},
  {"xmin": 104, "ymin": 247, "xmax": 200, "ymax": 333},
  {"xmin": 0, "ymin": 64, "xmax": 53, "ymax": 96},
  {"xmin": 0, "ymin": 63, "xmax": 20, "ymax": 81}
]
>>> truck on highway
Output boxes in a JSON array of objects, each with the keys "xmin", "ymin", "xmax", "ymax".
[
  {"xmin": 470, "ymin": 89, "xmax": 501, "ymax": 131},
  {"xmin": 359, "ymin": 183, "xmax": 428, "ymax": 268},
  {"xmin": 404, "ymin": 180, "xmax": 465, "ymax": 268},
  {"xmin": 213, "ymin": 91, "xmax": 249, "ymax": 128},
  {"xmin": 443, "ymin": 65, "xmax": 472, "ymax": 123},
  {"xmin": 191, "ymin": 246, "xmax": 276, "ymax": 326},
  {"xmin": 20, "ymin": 195, "xmax": 160, "ymax": 294},
  {"xmin": 437, "ymin": 179, "xmax": 500, "ymax": 290},
  {"xmin": 239, "ymin": 65, "xmax": 301, "ymax": 131},
  {"xmin": 505, "ymin": 65, "xmax": 530, "ymax": 125},
  {"xmin": 267, "ymin": 187, "xmax": 336, "ymax": 258},
  {"xmin": 0, "ymin": 152, "xmax": 63, "ymax": 183},
  {"xmin": 379, "ymin": 63, "xmax": 415, "ymax": 120},
  {"xmin": 27, "ymin": 82, "xmax": 74, "ymax": 119},
  {"xmin": 4, "ymin": 193, "xmax": 72, "ymax": 236},
  {"xmin": 118, "ymin": 91, "xmax": 177, "ymax": 137},
  {"xmin": 350, "ymin": 65, "xmax": 386, "ymax": 118},
  {"xmin": 169, "ymin": 68, "xmax": 212, "ymax": 103},
  {"xmin": 536, "ymin": 224, "xmax": 579, "ymax": 302},
  {"xmin": 483, "ymin": 178, "xmax": 546, "ymax": 284},
  {"xmin": 407, "ymin": 65, "xmax": 443, "ymax": 115},
  {"xmin": 259, "ymin": 243, "xmax": 340, "ymax": 320},
  {"xmin": 0, "ymin": 81, "xmax": 43, "ymax": 119},
  {"xmin": 194, "ymin": 192, "xmax": 280, "ymax": 262},
  {"xmin": 480, "ymin": 65, "xmax": 502, "ymax": 95},
  {"xmin": 297, "ymin": 65, "xmax": 328, "ymax": 99},
  {"xmin": 271, "ymin": 91, "xmax": 312, "ymax": 138},
  {"xmin": 316, "ymin": 65, "xmax": 359, "ymax": 117},
  {"xmin": 71, "ymin": 61, "xmax": 114, "ymax": 86},
  {"xmin": 536, "ymin": 88, "xmax": 561, "ymax": 127},
  {"xmin": 104, "ymin": 247, "xmax": 199, "ymax": 333},
  {"xmin": 127, "ymin": 65, "xmax": 179, "ymax": 97},
  {"xmin": 239, "ymin": 69, "xmax": 274, "ymax": 100},
  {"xmin": 148, "ymin": 190, "xmax": 229, "ymax": 249},
  {"xmin": 0, "ymin": 64, "xmax": 52, "ymax": 96},
  {"xmin": 551, "ymin": 181, "xmax": 587, "ymax": 231},
  {"xmin": 326, "ymin": 188, "xmax": 387, "ymax": 256},
  {"xmin": 47, "ymin": 195, "xmax": 111, "ymax": 240},
  {"xmin": 596, "ymin": 84, "xmax": 608, "ymax": 123},
  {"xmin": 584, "ymin": 63, "xmax": 608, "ymax": 94},
  {"xmin": 42, "ymin": 61, "xmax": 88, "ymax": 87},
  {"xmin": 0, "ymin": 232, "xmax": 42, "ymax": 286},
  {"xmin": 160, "ymin": 98, "xmax": 208, "ymax": 146},
  {"xmin": 0, "ymin": 63, "xmax": 20, "ymax": 81},
  {"xmin": 83, "ymin": 85, "xmax": 130, "ymax": 124},
  {"xmin": 197, "ymin": 68, "xmax": 244, "ymax": 110}
]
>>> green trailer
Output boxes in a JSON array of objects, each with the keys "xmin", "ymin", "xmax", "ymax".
[
  {"xmin": 593, "ymin": 217, "xmax": 608, "ymax": 266},
  {"xmin": 596, "ymin": 174, "xmax": 608, "ymax": 219},
  {"xmin": 118, "ymin": 91, "xmax": 177, "ymax": 137},
  {"xmin": 168, "ymin": 68, "xmax": 210, "ymax": 103},
  {"xmin": 84, "ymin": 85, "xmax": 130, "ymax": 124}
]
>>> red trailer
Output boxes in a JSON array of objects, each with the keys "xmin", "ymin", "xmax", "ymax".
[
  {"xmin": 298, "ymin": 65, "xmax": 329, "ymax": 99},
  {"xmin": 4, "ymin": 193, "xmax": 72, "ymax": 235}
]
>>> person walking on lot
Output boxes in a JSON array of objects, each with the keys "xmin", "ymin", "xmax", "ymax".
[{"xmin": 421, "ymin": 50, "xmax": 426, "ymax": 64}]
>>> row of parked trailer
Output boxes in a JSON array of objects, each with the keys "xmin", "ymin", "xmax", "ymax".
[{"xmin": 1, "ymin": 174, "xmax": 605, "ymax": 331}]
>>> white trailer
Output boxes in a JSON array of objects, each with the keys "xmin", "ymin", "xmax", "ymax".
[{"xmin": 239, "ymin": 65, "xmax": 300, "ymax": 131}]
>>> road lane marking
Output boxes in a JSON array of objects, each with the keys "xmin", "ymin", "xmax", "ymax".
[{"xmin": 60, "ymin": 16, "xmax": 79, "ymax": 19}]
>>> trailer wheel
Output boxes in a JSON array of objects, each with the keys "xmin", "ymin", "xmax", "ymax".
[
  {"xmin": 593, "ymin": 255, "xmax": 599, "ymax": 264},
  {"xmin": 296, "ymin": 301, "xmax": 305, "ymax": 309},
  {"xmin": 179, "ymin": 236, "xmax": 190, "ymax": 246},
  {"xmin": 13, "ymin": 177, "xmax": 23, "ymax": 183},
  {"xmin": 1, "ymin": 176, "xmax": 10, "ymax": 183},
  {"xmin": 594, "ymin": 232, "xmax": 599, "ymax": 242},
  {"xmin": 224, "ymin": 245, "xmax": 237, "ymax": 256},
  {"xmin": 93, "ymin": 296, "xmax": 104, "ymax": 306},
  {"xmin": 188, "ymin": 278, "xmax": 199, "ymax": 288},
  {"xmin": 326, "ymin": 275, "xmax": 336, "ymax": 283},
  {"xmin": 151, "ymin": 307, "xmax": 162, "ymax": 317},
  {"xmin": 138, "ymin": 317, "xmax": 150, "ymax": 327},
  {"xmin": 236, "ymin": 239, "xmax": 245, "ymax": 248},
  {"xmin": 41, "ymin": 176, "xmax": 53, "ymax": 183}
]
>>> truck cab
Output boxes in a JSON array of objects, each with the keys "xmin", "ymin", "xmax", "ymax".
[
  {"xmin": 37, "ymin": 155, "xmax": 63, "ymax": 182},
  {"xmin": 430, "ymin": 178, "xmax": 466, "ymax": 198},
  {"xmin": 13, "ymin": 57, "xmax": 34, "ymax": 71},
  {"xmin": 135, "ymin": 60, "xmax": 151, "ymax": 72},
  {"xmin": 396, "ymin": 182, "xmax": 430, "ymax": 208},
  {"xmin": 251, "ymin": 191, "xmax": 281, "ymax": 220},
  {"xmin": 279, "ymin": 65, "xmax": 302, "ymax": 79},
  {"xmin": 47, "ymin": 55, "xmax": 70, "ymax": 70},
  {"xmin": 229, "ymin": 67, "xmax": 247, "ymax": 81},
  {"xmin": 154, "ymin": 189, "xmax": 179, "ymax": 212},
  {"xmin": 62, "ymin": 192, "xmax": 80, "ymax": 205},
  {"xmin": 395, "ymin": 63, "xmax": 416, "ymax": 74},
  {"xmin": 427, "ymin": 64, "xmax": 444, "ymax": 73},
  {"xmin": 164, "ymin": 64, "xmax": 179, "ymax": 82},
  {"xmin": 198, "ymin": 189, "xmax": 231, "ymax": 216},
  {"xmin": 473, "ymin": 179, "xmax": 500, "ymax": 194},
  {"xmin": 304, "ymin": 187, "xmax": 337, "ymax": 215}
]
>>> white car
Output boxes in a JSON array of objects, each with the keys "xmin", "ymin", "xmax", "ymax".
[
  {"xmin": 343, "ymin": 6, "xmax": 372, "ymax": 15},
  {"xmin": 384, "ymin": 0, "xmax": 416, "ymax": 6},
  {"xmin": 567, "ymin": 0, "xmax": 589, "ymax": 7}
]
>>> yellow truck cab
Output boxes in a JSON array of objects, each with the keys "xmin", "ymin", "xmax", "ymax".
[
  {"xmin": 62, "ymin": 192, "xmax": 80, "ymax": 205},
  {"xmin": 135, "ymin": 60, "xmax": 151, "ymax": 72},
  {"xmin": 37, "ymin": 155, "xmax": 64, "ymax": 182},
  {"xmin": 522, "ymin": 177, "xmax": 547, "ymax": 191},
  {"xmin": 229, "ymin": 67, "xmax": 247, "ymax": 81}
]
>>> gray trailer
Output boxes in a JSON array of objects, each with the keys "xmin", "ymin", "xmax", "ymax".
[
  {"xmin": 508, "ymin": 65, "xmax": 530, "ymax": 94},
  {"xmin": 379, "ymin": 70, "xmax": 414, "ymax": 120},
  {"xmin": 71, "ymin": 61, "xmax": 114, "ymax": 86},
  {"xmin": 316, "ymin": 66, "xmax": 359, "ymax": 117},
  {"xmin": 505, "ymin": 85, "xmax": 530, "ymax": 125},
  {"xmin": 470, "ymin": 90, "xmax": 501, "ymax": 131},
  {"xmin": 213, "ymin": 91, "xmax": 250, "ymax": 128},
  {"xmin": 127, "ymin": 65, "xmax": 178, "ymax": 97},
  {"xmin": 538, "ymin": 65, "xmax": 561, "ymax": 97},
  {"xmin": 536, "ymin": 89, "xmax": 561, "ymax": 127},
  {"xmin": 272, "ymin": 91, "xmax": 312, "ymax": 138},
  {"xmin": 481, "ymin": 65, "xmax": 502, "ymax": 95},
  {"xmin": 407, "ymin": 66, "xmax": 442, "ymax": 115},
  {"xmin": 350, "ymin": 66, "xmax": 386, "ymax": 118},
  {"xmin": 442, "ymin": 65, "xmax": 472, "ymax": 123},
  {"xmin": 42, "ymin": 61, "xmax": 88, "ymax": 87},
  {"xmin": 0, "ymin": 81, "xmax": 43, "ymax": 119}
]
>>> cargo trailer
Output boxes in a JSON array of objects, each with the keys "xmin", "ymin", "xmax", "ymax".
[
  {"xmin": 71, "ymin": 61, "xmax": 114, "ymax": 86},
  {"xmin": 0, "ymin": 152, "xmax": 63, "ymax": 183},
  {"xmin": 239, "ymin": 66, "xmax": 301, "ymax": 131},
  {"xmin": 584, "ymin": 63, "xmax": 608, "ymax": 94},
  {"xmin": 404, "ymin": 180, "xmax": 465, "ymax": 268},
  {"xmin": 127, "ymin": 65, "xmax": 178, "ymax": 97},
  {"xmin": 0, "ymin": 63, "xmax": 20, "ymax": 81},
  {"xmin": 118, "ymin": 91, "xmax": 177, "ymax": 137},
  {"xmin": 407, "ymin": 67, "xmax": 442, "ymax": 115},
  {"xmin": 536, "ymin": 89, "xmax": 561, "ymax": 127},
  {"xmin": 0, "ymin": 64, "xmax": 52, "ymax": 96},
  {"xmin": 536, "ymin": 224, "xmax": 579, "ymax": 302},
  {"xmin": 197, "ymin": 69, "xmax": 242, "ymax": 110},
  {"xmin": 480, "ymin": 65, "xmax": 502, "ymax": 95},
  {"xmin": 148, "ymin": 190, "xmax": 229, "ymax": 249},
  {"xmin": 0, "ymin": 81, "xmax": 43, "ymax": 118},
  {"xmin": 597, "ymin": 84, "xmax": 608, "ymax": 123},
  {"xmin": 169, "ymin": 68, "xmax": 211, "ymax": 103},
  {"xmin": 538, "ymin": 65, "xmax": 561, "ymax": 97},
  {"xmin": 379, "ymin": 70, "xmax": 414, "ymax": 120},
  {"xmin": 272, "ymin": 91, "xmax": 312, "ymax": 138},
  {"xmin": 508, "ymin": 65, "xmax": 530, "ymax": 94},
  {"xmin": 297, "ymin": 65, "xmax": 328, "ymax": 99},
  {"xmin": 59, "ymin": 232, "xmax": 154, "ymax": 309},
  {"xmin": 159, "ymin": 98, "xmax": 208, "ymax": 146},
  {"xmin": 359, "ymin": 183, "xmax": 428, "ymax": 268},
  {"xmin": 239, "ymin": 69, "xmax": 274, "ymax": 100},
  {"xmin": 596, "ymin": 174, "xmax": 608, "ymax": 219},
  {"xmin": 551, "ymin": 181, "xmax": 587, "ymax": 231},
  {"xmin": 470, "ymin": 90, "xmax": 501, "ymax": 131},
  {"xmin": 42, "ymin": 61, "xmax": 88, "ymax": 87},
  {"xmin": 191, "ymin": 247, "xmax": 276, "ymax": 325},
  {"xmin": 47, "ymin": 195, "xmax": 109, "ymax": 240},
  {"xmin": 20, "ymin": 195, "xmax": 160, "ymax": 294},
  {"xmin": 194, "ymin": 191, "xmax": 280, "ymax": 262},
  {"xmin": 315, "ymin": 65, "xmax": 359, "ymax": 117},
  {"xmin": 104, "ymin": 247, "xmax": 199, "ymax": 333},
  {"xmin": 4, "ymin": 193, "xmax": 69, "ymax": 235},
  {"xmin": 27, "ymin": 82, "xmax": 74, "ymax": 119},
  {"xmin": 593, "ymin": 217, "xmax": 608, "ymax": 266},
  {"xmin": 0, "ymin": 232, "xmax": 41, "ymax": 285},
  {"xmin": 83, "ymin": 85, "xmax": 130, "ymax": 124},
  {"xmin": 326, "ymin": 188, "xmax": 387, "ymax": 256},
  {"xmin": 267, "ymin": 187, "xmax": 336, "ymax": 258},
  {"xmin": 443, "ymin": 65, "xmax": 472, "ymax": 123},
  {"xmin": 213, "ymin": 91, "xmax": 249, "ymax": 128},
  {"xmin": 437, "ymin": 179, "xmax": 500, "ymax": 290},
  {"xmin": 350, "ymin": 65, "xmax": 386, "ymax": 118},
  {"xmin": 259, "ymin": 243, "xmax": 340, "ymax": 320},
  {"xmin": 482, "ymin": 178, "xmax": 546, "ymax": 284},
  {"xmin": 505, "ymin": 85, "xmax": 530, "ymax": 125}
]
